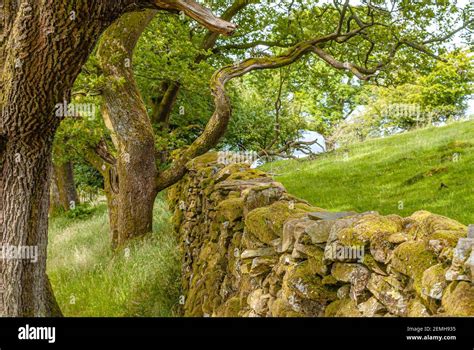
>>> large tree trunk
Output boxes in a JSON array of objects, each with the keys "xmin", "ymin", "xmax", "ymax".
[
  {"xmin": 94, "ymin": 2, "xmax": 247, "ymax": 247},
  {"xmin": 0, "ymin": 1, "xmax": 123, "ymax": 317},
  {"xmin": 97, "ymin": 11, "xmax": 159, "ymax": 248},
  {"xmin": 104, "ymin": 168, "xmax": 120, "ymax": 249},
  {"xmin": 1, "ymin": 132, "xmax": 56, "ymax": 316}
]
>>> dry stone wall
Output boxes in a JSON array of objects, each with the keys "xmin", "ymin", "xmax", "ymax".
[{"xmin": 168, "ymin": 153, "xmax": 474, "ymax": 317}]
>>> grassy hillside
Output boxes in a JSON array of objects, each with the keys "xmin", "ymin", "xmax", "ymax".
[
  {"xmin": 261, "ymin": 120, "xmax": 474, "ymax": 225},
  {"xmin": 47, "ymin": 196, "xmax": 181, "ymax": 317}
]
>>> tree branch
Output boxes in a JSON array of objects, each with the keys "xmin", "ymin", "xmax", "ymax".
[
  {"xmin": 213, "ymin": 40, "xmax": 296, "ymax": 53},
  {"xmin": 153, "ymin": 0, "xmax": 237, "ymax": 35}
]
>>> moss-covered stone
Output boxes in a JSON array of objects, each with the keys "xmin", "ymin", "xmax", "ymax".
[
  {"xmin": 283, "ymin": 262, "xmax": 337, "ymax": 302},
  {"xmin": 358, "ymin": 296, "xmax": 386, "ymax": 316},
  {"xmin": 241, "ymin": 229, "xmax": 267, "ymax": 249},
  {"xmin": 332, "ymin": 263, "xmax": 367, "ymax": 283},
  {"xmin": 370, "ymin": 231, "xmax": 396, "ymax": 263},
  {"xmin": 305, "ymin": 219, "xmax": 335, "ymax": 244},
  {"xmin": 242, "ymin": 183, "xmax": 285, "ymax": 215},
  {"xmin": 367, "ymin": 274, "xmax": 409, "ymax": 316},
  {"xmin": 268, "ymin": 298, "xmax": 300, "ymax": 317},
  {"xmin": 249, "ymin": 256, "xmax": 278, "ymax": 277},
  {"xmin": 362, "ymin": 253, "xmax": 387, "ymax": 276},
  {"xmin": 337, "ymin": 214, "xmax": 403, "ymax": 246},
  {"xmin": 408, "ymin": 211, "xmax": 467, "ymax": 238},
  {"xmin": 186, "ymin": 152, "xmax": 219, "ymax": 170},
  {"xmin": 215, "ymin": 163, "xmax": 250, "ymax": 182},
  {"xmin": 216, "ymin": 197, "xmax": 244, "ymax": 223},
  {"xmin": 407, "ymin": 297, "xmax": 430, "ymax": 317},
  {"xmin": 324, "ymin": 298, "xmax": 362, "ymax": 317},
  {"xmin": 424, "ymin": 230, "xmax": 468, "ymax": 258},
  {"xmin": 227, "ymin": 168, "xmax": 268, "ymax": 181},
  {"xmin": 305, "ymin": 247, "xmax": 329, "ymax": 276},
  {"xmin": 421, "ymin": 264, "xmax": 447, "ymax": 300},
  {"xmin": 441, "ymin": 281, "xmax": 474, "ymax": 316},
  {"xmin": 391, "ymin": 241, "xmax": 438, "ymax": 296},
  {"xmin": 321, "ymin": 275, "xmax": 339, "ymax": 286},
  {"xmin": 245, "ymin": 201, "xmax": 313, "ymax": 244},
  {"xmin": 166, "ymin": 184, "xmax": 181, "ymax": 205},
  {"xmin": 216, "ymin": 296, "xmax": 241, "ymax": 317}
]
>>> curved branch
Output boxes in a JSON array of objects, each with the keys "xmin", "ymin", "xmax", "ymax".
[
  {"xmin": 213, "ymin": 40, "xmax": 296, "ymax": 53},
  {"xmin": 154, "ymin": 0, "xmax": 237, "ymax": 35},
  {"xmin": 155, "ymin": 36, "xmax": 340, "ymax": 190},
  {"xmin": 153, "ymin": 0, "xmax": 247, "ymax": 130},
  {"xmin": 154, "ymin": 5, "xmax": 470, "ymax": 190}
]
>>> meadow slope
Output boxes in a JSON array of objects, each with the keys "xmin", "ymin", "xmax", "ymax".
[{"xmin": 262, "ymin": 120, "xmax": 474, "ymax": 225}]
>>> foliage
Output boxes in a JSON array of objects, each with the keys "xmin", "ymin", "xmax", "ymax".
[
  {"xmin": 64, "ymin": 203, "xmax": 97, "ymax": 220},
  {"xmin": 336, "ymin": 50, "xmax": 474, "ymax": 143},
  {"xmin": 222, "ymin": 68, "xmax": 308, "ymax": 152},
  {"xmin": 73, "ymin": 161, "xmax": 104, "ymax": 194}
]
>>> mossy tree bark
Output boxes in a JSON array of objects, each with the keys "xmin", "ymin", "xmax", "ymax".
[
  {"xmin": 0, "ymin": 0, "xmax": 119, "ymax": 317},
  {"xmin": 0, "ymin": 0, "xmax": 234, "ymax": 316},
  {"xmin": 49, "ymin": 167, "xmax": 62, "ymax": 215},
  {"xmin": 96, "ymin": 3, "xmax": 247, "ymax": 248},
  {"xmin": 84, "ymin": 146, "xmax": 120, "ymax": 247},
  {"xmin": 52, "ymin": 160, "xmax": 80, "ymax": 212},
  {"xmin": 97, "ymin": 11, "xmax": 160, "ymax": 248}
]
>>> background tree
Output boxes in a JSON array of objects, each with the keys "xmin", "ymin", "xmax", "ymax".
[{"xmin": 335, "ymin": 50, "xmax": 474, "ymax": 144}]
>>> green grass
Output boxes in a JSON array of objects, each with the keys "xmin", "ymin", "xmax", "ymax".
[
  {"xmin": 261, "ymin": 120, "xmax": 474, "ymax": 225},
  {"xmin": 47, "ymin": 195, "xmax": 181, "ymax": 317}
]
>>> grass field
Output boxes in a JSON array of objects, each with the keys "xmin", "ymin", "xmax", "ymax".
[
  {"xmin": 47, "ymin": 196, "xmax": 181, "ymax": 317},
  {"xmin": 261, "ymin": 120, "xmax": 474, "ymax": 225}
]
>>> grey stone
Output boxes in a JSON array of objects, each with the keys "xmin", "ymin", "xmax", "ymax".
[
  {"xmin": 466, "ymin": 250, "xmax": 474, "ymax": 283},
  {"xmin": 468, "ymin": 224, "xmax": 474, "ymax": 238},
  {"xmin": 367, "ymin": 274, "xmax": 409, "ymax": 316},
  {"xmin": 445, "ymin": 237, "xmax": 473, "ymax": 281},
  {"xmin": 387, "ymin": 232, "xmax": 410, "ymax": 244},
  {"xmin": 337, "ymin": 285, "xmax": 351, "ymax": 299},
  {"xmin": 308, "ymin": 211, "xmax": 357, "ymax": 221},
  {"xmin": 358, "ymin": 297, "xmax": 386, "ymax": 316},
  {"xmin": 305, "ymin": 220, "xmax": 334, "ymax": 243},
  {"xmin": 241, "ymin": 247, "xmax": 276, "ymax": 259}
]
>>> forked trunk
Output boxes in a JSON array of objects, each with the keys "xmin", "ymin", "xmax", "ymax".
[{"xmin": 98, "ymin": 11, "xmax": 159, "ymax": 248}]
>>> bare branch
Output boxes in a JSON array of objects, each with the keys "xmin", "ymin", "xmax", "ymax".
[
  {"xmin": 153, "ymin": 0, "xmax": 237, "ymax": 35},
  {"xmin": 422, "ymin": 19, "xmax": 474, "ymax": 45}
]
